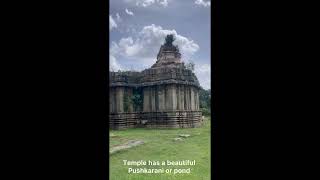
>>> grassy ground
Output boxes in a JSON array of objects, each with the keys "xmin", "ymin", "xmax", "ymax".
[{"xmin": 109, "ymin": 117, "xmax": 211, "ymax": 180}]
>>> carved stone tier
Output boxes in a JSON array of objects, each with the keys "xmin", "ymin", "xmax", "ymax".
[{"xmin": 109, "ymin": 111, "xmax": 203, "ymax": 129}]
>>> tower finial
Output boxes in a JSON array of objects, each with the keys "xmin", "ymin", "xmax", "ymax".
[{"xmin": 164, "ymin": 34, "xmax": 175, "ymax": 46}]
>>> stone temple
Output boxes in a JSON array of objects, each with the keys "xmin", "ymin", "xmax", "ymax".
[{"xmin": 109, "ymin": 35, "xmax": 202, "ymax": 129}]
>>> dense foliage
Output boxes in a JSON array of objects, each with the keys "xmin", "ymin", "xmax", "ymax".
[
  {"xmin": 123, "ymin": 94, "xmax": 130, "ymax": 112},
  {"xmin": 131, "ymin": 88, "xmax": 143, "ymax": 112},
  {"xmin": 199, "ymin": 88, "xmax": 211, "ymax": 116}
]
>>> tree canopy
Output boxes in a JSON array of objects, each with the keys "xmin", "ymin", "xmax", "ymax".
[{"xmin": 199, "ymin": 88, "xmax": 211, "ymax": 116}]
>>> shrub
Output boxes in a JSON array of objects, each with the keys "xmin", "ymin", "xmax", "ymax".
[{"xmin": 201, "ymin": 108, "xmax": 211, "ymax": 116}]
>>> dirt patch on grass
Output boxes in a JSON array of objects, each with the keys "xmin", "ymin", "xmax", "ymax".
[{"xmin": 110, "ymin": 140, "xmax": 144, "ymax": 155}]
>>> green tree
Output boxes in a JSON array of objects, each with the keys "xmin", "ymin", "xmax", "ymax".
[
  {"xmin": 131, "ymin": 88, "xmax": 143, "ymax": 111},
  {"xmin": 123, "ymin": 94, "xmax": 130, "ymax": 112},
  {"xmin": 199, "ymin": 88, "xmax": 211, "ymax": 116}
]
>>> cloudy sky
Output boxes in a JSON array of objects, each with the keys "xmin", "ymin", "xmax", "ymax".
[{"xmin": 109, "ymin": 0, "xmax": 211, "ymax": 89}]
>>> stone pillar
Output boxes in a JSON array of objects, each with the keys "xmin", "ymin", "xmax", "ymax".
[
  {"xmin": 109, "ymin": 88, "xmax": 114, "ymax": 113},
  {"xmin": 158, "ymin": 86, "xmax": 165, "ymax": 111},
  {"xmin": 151, "ymin": 87, "xmax": 156, "ymax": 111},
  {"xmin": 183, "ymin": 86, "xmax": 187, "ymax": 110},
  {"xmin": 143, "ymin": 87, "xmax": 150, "ymax": 112},
  {"xmin": 165, "ymin": 85, "xmax": 171, "ymax": 110},
  {"xmin": 115, "ymin": 87, "xmax": 124, "ymax": 112},
  {"xmin": 155, "ymin": 86, "xmax": 160, "ymax": 111},
  {"xmin": 188, "ymin": 87, "xmax": 191, "ymax": 110},
  {"xmin": 195, "ymin": 88, "xmax": 199, "ymax": 110},
  {"xmin": 172, "ymin": 85, "xmax": 177, "ymax": 110},
  {"xmin": 184, "ymin": 86, "xmax": 190, "ymax": 110},
  {"xmin": 190, "ymin": 87, "xmax": 195, "ymax": 110},
  {"xmin": 179, "ymin": 85, "xmax": 185, "ymax": 110},
  {"xmin": 176, "ymin": 85, "xmax": 180, "ymax": 110},
  {"xmin": 165, "ymin": 84, "xmax": 177, "ymax": 110},
  {"xmin": 196, "ymin": 89, "xmax": 200, "ymax": 110},
  {"xmin": 113, "ymin": 87, "xmax": 117, "ymax": 112},
  {"xmin": 177, "ymin": 85, "xmax": 184, "ymax": 110}
]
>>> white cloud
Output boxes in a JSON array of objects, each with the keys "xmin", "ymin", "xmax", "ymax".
[
  {"xmin": 109, "ymin": 23, "xmax": 209, "ymax": 88},
  {"xmin": 126, "ymin": 26, "xmax": 137, "ymax": 34},
  {"xmin": 125, "ymin": 8, "xmax": 134, "ymax": 16},
  {"xmin": 157, "ymin": 0, "xmax": 169, "ymax": 7},
  {"xmin": 195, "ymin": 0, "xmax": 211, "ymax": 7},
  {"xmin": 109, "ymin": 15, "xmax": 117, "ymax": 31},
  {"xmin": 125, "ymin": 0, "xmax": 169, "ymax": 7},
  {"xmin": 195, "ymin": 63, "xmax": 211, "ymax": 90},
  {"xmin": 116, "ymin": 13, "xmax": 121, "ymax": 22},
  {"xmin": 109, "ymin": 55, "xmax": 122, "ymax": 71},
  {"xmin": 136, "ymin": 0, "xmax": 155, "ymax": 7},
  {"xmin": 110, "ymin": 24, "xmax": 199, "ymax": 67}
]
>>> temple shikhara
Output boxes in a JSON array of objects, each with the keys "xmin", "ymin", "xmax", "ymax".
[{"xmin": 109, "ymin": 35, "xmax": 202, "ymax": 129}]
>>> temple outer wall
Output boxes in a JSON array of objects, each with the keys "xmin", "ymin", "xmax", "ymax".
[
  {"xmin": 110, "ymin": 83, "xmax": 202, "ymax": 129},
  {"xmin": 143, "ymin": 84, "xmax": 197, "ymax": 112}
]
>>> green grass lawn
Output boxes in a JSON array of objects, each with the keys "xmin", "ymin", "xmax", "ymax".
[{"xmin": 109, "ymin": 117, "xmax": 211, "ymax": 180}]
